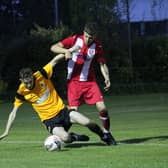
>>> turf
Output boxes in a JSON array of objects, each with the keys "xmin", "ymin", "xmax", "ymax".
[{"xmin": 0, "ymin": 93, "xmax": 168, "ymax": 168}]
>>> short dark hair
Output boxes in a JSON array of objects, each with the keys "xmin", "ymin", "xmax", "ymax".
[
  {"xmin": 84, "ymin": 22, "xmax": 97, "ymax": 36},
  {"xmin": 19, "ymin": 68, "xmax": 33, "ymax": 79}
]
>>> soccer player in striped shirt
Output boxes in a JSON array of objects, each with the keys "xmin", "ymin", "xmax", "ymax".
[{"xmin": 50, "ymin": 22, "xmax": 117, "ymax": 145}]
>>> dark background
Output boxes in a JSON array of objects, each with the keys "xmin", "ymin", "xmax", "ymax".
[{"xmin": 0, "ymin": 0, "xmax": 168, "ymax": 98}]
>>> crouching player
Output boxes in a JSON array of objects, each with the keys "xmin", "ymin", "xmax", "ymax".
[{"xmin": 0, "ymin": 53, "xmax": 112, "ymax": 145}]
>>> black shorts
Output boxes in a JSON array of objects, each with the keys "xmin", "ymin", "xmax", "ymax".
[{"xmin": 43, "ymin": 108, "xmax": 72, "ymax": 134}]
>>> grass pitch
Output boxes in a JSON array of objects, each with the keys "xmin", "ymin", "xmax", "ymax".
[{"xmin": 0, "ymin": 93, "xmax": 168, "ymax": 168}]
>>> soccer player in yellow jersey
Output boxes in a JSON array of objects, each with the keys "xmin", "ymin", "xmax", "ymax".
[{"xmin": 0, "ymin": 53, "xmax": 108, "ymax": 144}]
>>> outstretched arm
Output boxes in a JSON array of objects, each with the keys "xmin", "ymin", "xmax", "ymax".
[
  {"xmin": 49, "ymin": 53, "xmax": 65, "ymax": 67},
  {"xmin": 49, "ymin": 46, "xmax": 80, "ymax": 67},
  {"xmin": 0, "ymin": 106, "xmax": 19, "ymax": 140},
  {"xmin": 100, "ymin": 63, "xmax": 111, "ymax": 91}
]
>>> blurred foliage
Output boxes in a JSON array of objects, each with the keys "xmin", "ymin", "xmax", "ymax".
[
  {"xmin": 0, "ymin": 24, "xmax": 72, "ymax": 94},
  {"xmin": 132, "ymin": 36, "xmax": 168, "ymax": 83},
  {"xmin": 1, "ymin": 26, "xmax": 168, "ymax": 95},
  {"xmin": 0, "ymin": 0, "xmax": 168, "ymax": 95},
  {"xmin": 0, "ymin": 80, "xmax": 8, "ymax": 93}
]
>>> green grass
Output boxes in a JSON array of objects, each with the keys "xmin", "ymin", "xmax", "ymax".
[{"xmin": 0, "ymin": 93, "xmax": 168, "ymax": 168}]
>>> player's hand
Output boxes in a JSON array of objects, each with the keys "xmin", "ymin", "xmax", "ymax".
[
  {"xmin": 69, "ymin": 45, "xmax": 80, "ymax": 53},
  {"xmin": 104, "ymin": 79, "xmax": 111, "ymax": 91},
  {"xmin": 66, "ymin": 45, "xmax": 80, "ymax": 60},
  {"xmin": 65, "ymin": 50, "xmax": 72, "ymax": 60}
]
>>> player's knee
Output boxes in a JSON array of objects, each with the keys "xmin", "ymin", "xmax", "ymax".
[
  {"xmin": 87, "ymin": 121, "xmax": 100, "ymax": 130},
  {"xmin": 68, "ymin": 108, "xmax": 77, "ymax": 117},
  {"xmin": 61, "ymin": 133, "xmax": 71, "ymax": 143}
]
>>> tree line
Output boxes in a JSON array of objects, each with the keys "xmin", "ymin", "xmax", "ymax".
[{"xmin": 0, "ymin": 0, "xmax": 167, "ymax": 95}]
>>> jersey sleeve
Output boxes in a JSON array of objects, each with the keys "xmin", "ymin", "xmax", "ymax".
[
  {"xmin": 14, "ymin": 97, "xmax": 24, "ymax": 107},
  {"xmin": 14, "ymin": 89, "xmax": 25, "ymax": 107},
  {"xmin": 42, "ymin": 63, "xmax": 53, "ymax": 79},
  {"xmin": 61, "ymin": 35, "xmax": 78, "ymax": 48}
]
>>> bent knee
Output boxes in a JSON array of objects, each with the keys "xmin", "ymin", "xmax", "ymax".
[{"xmin": 61, "ymin": 134, "xmax": 70, "ymax": 142}]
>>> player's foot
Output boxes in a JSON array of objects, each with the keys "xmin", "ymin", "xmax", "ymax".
[
  {"xmin": 70, "ymin": 132, "xmax": 90, "ymax": 142},
  {"xmin": 101, "ymin": 132, "xmax": 117, "ymax": 145}
]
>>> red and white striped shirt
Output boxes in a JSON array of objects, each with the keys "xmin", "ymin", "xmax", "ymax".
[{"xmin": 61, "ymin": 34, "xmax": 105, "ymax": 81}]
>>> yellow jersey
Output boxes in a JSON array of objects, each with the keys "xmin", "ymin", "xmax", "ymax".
[{"xmin": 14, "ymin": 63, "xmax": 65, "ymax": 121}]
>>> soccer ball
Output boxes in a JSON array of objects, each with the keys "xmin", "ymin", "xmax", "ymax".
[{"xmin": 44, "ymin": 135, "xmax": 62, "ymax": 152}]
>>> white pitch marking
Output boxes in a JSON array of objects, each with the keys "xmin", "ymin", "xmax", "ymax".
[
  {"xmin": 0, "ymin": 140, "xmax": 43, "ymax": 144},
  {"xmin": 0, "ymin": 141, "xmax": 168, "ymax": 147}
]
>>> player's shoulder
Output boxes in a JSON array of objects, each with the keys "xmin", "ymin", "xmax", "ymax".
[
  {"xmin": 70, "ymin": 34, "xmax": 83, "ymax": 40},
  {"xmin": 17, "ymin": 82, "xmax": 26, "ymax": 94},
  {"xmin": 32, "ymin": 70, "xmax": 43, "ymax": 80},
  {"xmin": 65, "ymin": 34, "xmax": 83, "ymax": 46}
]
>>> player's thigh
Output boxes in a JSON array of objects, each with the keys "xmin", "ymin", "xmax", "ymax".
[
  {"xmin": 52, "ymin": 127, "xmax": 69, "ymax": 141},
  {"xmin": 68, "ymin": 81, "xmax": 82, "ymax": 106},
  {"xmin": 84, "ymin": 82, "xmax": 104, "ymax": 104},
  {"xmin": 69, "ymin": 111, "xmax": 90, "ymax": 125}
]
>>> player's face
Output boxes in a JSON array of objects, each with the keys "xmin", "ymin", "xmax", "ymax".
[
  {"xmin": 22, "ymin": 76, "xmax": 34, "ymax": 90},
  {"xmin": 83, "ymin": 31, "xmax": 95, "ymax": 45}
]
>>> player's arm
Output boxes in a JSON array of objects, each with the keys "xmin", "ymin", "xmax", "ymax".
[
  {"xmin": 0, "ymin": 106, "xmax": 19, "ymax": 140},
  {"xmin": 50, "ymin": 42, "xmax": 71, "ymax": 60},
  {"xmin": 50, "ymin": 42, "xmax": 79, "ymax": 60},
  {"xmin": 51, "ymin": 42, "xmax": 68, "ymax": 54},
  {"xmin": 100, "ymin": 62, "xmax": 111, "ymax": 91},
  {"xmin": 49, "ymin": 53, "xmax": 65, "ymax": 67},
  {"xmin": 49, "ymin": 46, "xmax": 80, "ymax": 67}
]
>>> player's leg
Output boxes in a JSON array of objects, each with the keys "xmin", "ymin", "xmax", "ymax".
[
  {"xmin": 96, "ymin": 101, "xmax": 110, "ymax": 133},
  {"xmin": 52, "ymin": 126, "xmax": 89, "ymax": 143},
  {"xmin": 52, "ymin": 127, "xmax": 89, "ymax": 143},
  {"xmin": 61, "ymin": 108, "xmax": 89, "ymax": 142},
  {"xmin": 83, "ymin": 82, "xmax": 117, "ymax": 145},
  {"xmin": 67, "ymin": 80, "xmax": 82, "ymax": 110},
  {"xmin": 69, "ymin": 110, "xmax": 90, "ymax": 125},
  {"xmin": 52, "ymin": 127, "xmax": 71, "ymax": 142},
  {"xmin": 81, "ymin": 82, "xmax": 117, "ymax": 145},
  {"xmin": 96, "ymin": 101, "xmax": 117, "ymax": 145},
  {"xmin": 83, "ymin": 82, "xmax": 110, "ymax": 133},
  {"xmin": 69, "ymin": 110, "xmax": 105, "ymax": 140},
  {"xmin": 43, "ymin": 109, "xmax": 89, "ymax": 143}
]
